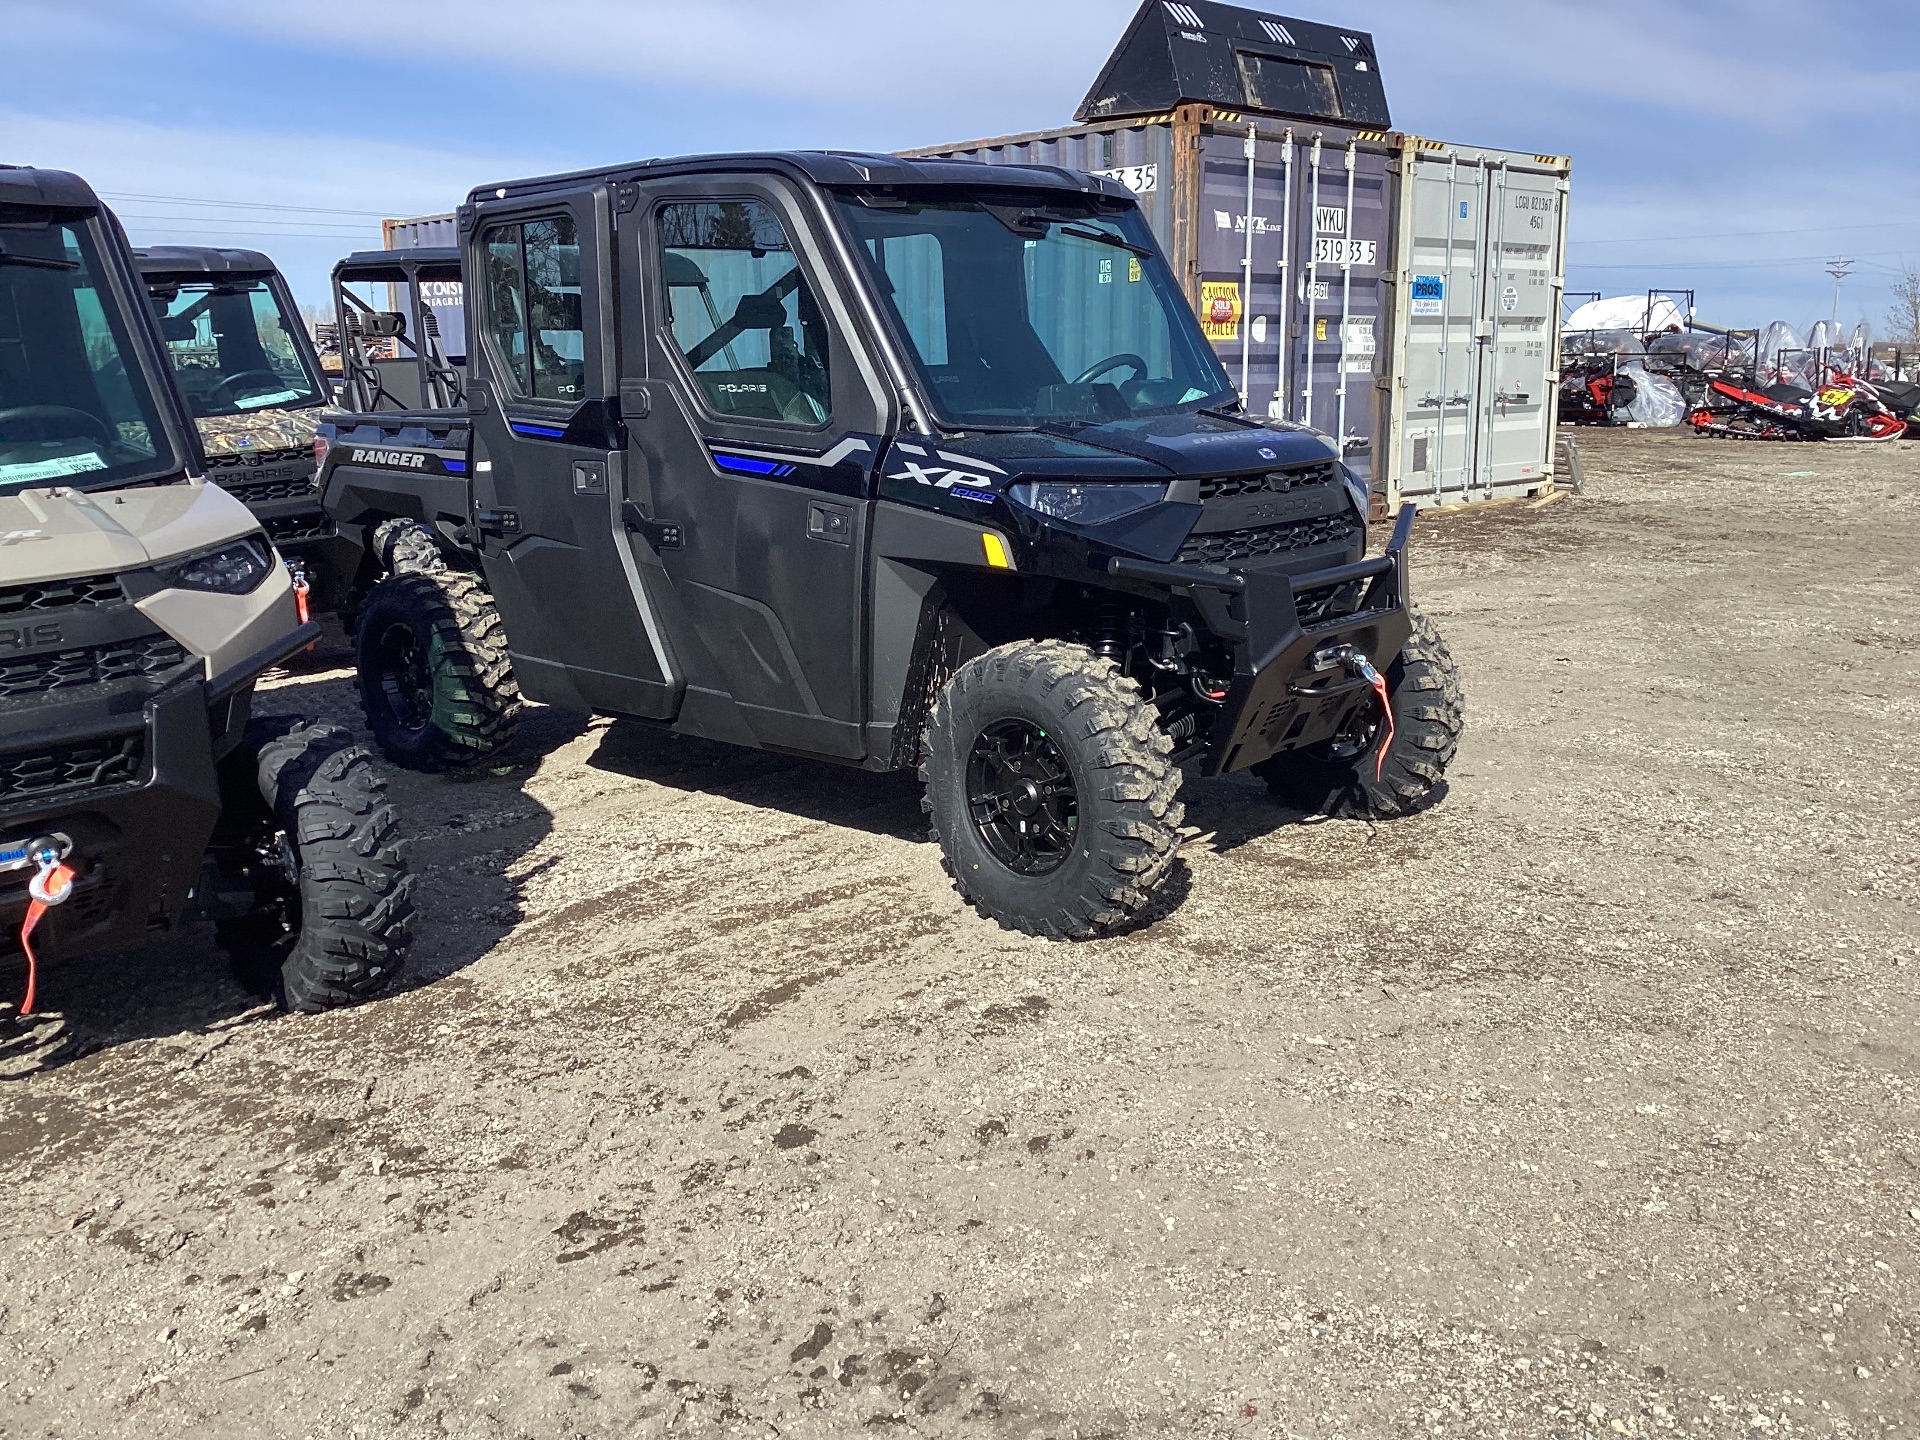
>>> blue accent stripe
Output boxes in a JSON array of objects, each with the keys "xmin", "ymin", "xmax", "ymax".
[
  {"xmin": 510, "ymin": 421, "xmax": 568, "ymax": 439},
  {"xmin": 713, "ymin": 452, "xmax": 790, "ymax": 477},
  {"xmin": 443, "ymin": 458, "xmax": 469, "ymax": 474}
]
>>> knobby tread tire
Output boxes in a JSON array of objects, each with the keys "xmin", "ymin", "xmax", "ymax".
[
  {"xmin": 356, "ymin": 570, "xmax": 520, "ymax": 772},
  {"xmin": 217, "ymin": 719, "xmax": 414, "ymax": 1013},
  {"xmin": 1257, "ymin": 610, "xmax": 1465, "ymax": 819},
  {"xmin": 372, "ymin": 518, "xmax": 448, "ymax": 576},
  {"xmin": 921, "ymin": 640, "xmax": 1184, "ymax": 940}
]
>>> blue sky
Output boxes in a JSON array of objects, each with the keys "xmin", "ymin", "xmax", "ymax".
[{"xmin": 5, "ymin": 0, "xmax": 1917, "ymax": 339}]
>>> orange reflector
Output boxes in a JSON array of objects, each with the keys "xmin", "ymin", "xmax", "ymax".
[{"xmin": 981, "ymin": 533, "xmax": 1012, "ymax": 570}]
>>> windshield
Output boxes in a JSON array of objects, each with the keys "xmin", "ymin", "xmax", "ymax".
[
  {"xmin": 0, "ymin": 218, "xmax": 180, "ymax": 494},
  {"xmin": 148, "ymin": 276, "xmax": 323, "ymax": 418},
  {"xmin": 837, "ymin": 193, "xmax": 1234, "ymax": 429}
]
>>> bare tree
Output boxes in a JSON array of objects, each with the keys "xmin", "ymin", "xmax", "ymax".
[{"xmin": 1887, "ymin": 264, "xmax": 1920, "ymax": 345}]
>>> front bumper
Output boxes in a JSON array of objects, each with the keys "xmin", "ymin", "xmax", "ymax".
[
  {"xmin": 0, "ymin": 618, "xmax": 319, "ymax": 963},
  {"xmin": 1110, "ymin": 505, "xmax": 1418, "ymax": 776}
]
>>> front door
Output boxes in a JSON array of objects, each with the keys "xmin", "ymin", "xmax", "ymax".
[
  {"xmin": 466, "ymin": 194, "xmax": 678, "ymax": 718},
  {"xmin": 617, "ymin": 179, "xmax": 893, "ymax": 760}
]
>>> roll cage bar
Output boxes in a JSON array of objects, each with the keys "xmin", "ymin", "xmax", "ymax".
[{"xmin": 330, "ymin": 247, "xmax": 465, "ymax": 412}]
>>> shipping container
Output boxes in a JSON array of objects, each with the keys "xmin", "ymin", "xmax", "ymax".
[
  {"xmin": 903, "ymin": 0, "xmax": 1571, "ymax": 508},
  {"xmin": 381, "ymin": 212, "xmax": 466, "ymax": 360}
]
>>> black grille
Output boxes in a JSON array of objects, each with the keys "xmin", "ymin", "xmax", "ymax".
[
  {"xmin": 1177, "ymin": 513, "xmax": 1361, "ymax": 567},
  {"xmin": 262, "ymin": 512, "xmax": 333, "ymax": 544},
  {"xmin": 1295, "ymin": 579, "xmax": 1369, "ymax": 627},
  {"xmin": 0, "ymin": 636, "xmax": 192, "ymax": 702},
  {"xmin": 204, "ymin": 445, "xmax": 309, "ymax": 471},
  {"xmin": 219, "ymin": 474, "xmax": 320, "ymax": 505},
  {"xmin": 1199, "ymin": 464, "xmax": 1337, "ymax": 501},
  {"xmin": 0, "ymin": 575, "xmax": 126, "ymax": 617},
  {"xmin": 0, "ymin": 734, "xmax": 145, "ymax": 806}
]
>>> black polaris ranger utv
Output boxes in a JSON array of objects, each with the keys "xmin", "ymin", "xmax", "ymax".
[
  {"xmin": 0, "ymin": 167, "xmax": 411, "ymax": 1013},
  {"xmin": 318, "ymin": 152, "xmax": 1462, "ymax": 938},
  {"xmin": 132, "ymin": 246, "xmax": 361, "ymax": 618}
]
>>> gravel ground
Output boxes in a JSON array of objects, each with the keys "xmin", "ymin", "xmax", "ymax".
[{"xmin": 0, "ymin": 428, "xmax": 1914, "ymax": 1439}]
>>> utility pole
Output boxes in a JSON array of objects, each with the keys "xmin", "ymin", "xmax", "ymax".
[{"xmin": 1825, "ymin": 258, "xmax": 1855, "ymax": 328}]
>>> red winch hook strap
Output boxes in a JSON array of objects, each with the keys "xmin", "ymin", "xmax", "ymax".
[
  {"xmin": 1350, "ymin": 654, "xmax": 1396, "ymax": 783},
  {"xmin": 17, "ymin": 860, "xmax": 75, "ymax": 1019}
]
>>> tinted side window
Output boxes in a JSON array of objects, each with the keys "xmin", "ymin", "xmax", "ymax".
[
  {"xmin": 480, "ymin": 216, "xmax": 584, "ymax": 402},
  {"xmin": 659, "ymin": 201, "xmax": 831, "ymax": 426}
]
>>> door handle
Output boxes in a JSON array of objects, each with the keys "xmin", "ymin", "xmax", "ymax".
[{"xmin": 621, "ymin": 500, "xmax": 683, "ymax": 550}]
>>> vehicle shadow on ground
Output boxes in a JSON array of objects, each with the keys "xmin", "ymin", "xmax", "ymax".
[
  {"xmin": 1175, "ymin": 771, "xmax": 1451, "ymax": 854},
  {"xmin": 0, "ymin": 671, "xmax": 578, "ymax": 1079},
  {"xmin": 587, "ymin": 719, "xmax": 931, "ymax": 842}
]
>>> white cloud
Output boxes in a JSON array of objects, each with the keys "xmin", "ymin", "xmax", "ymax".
[
  {"xmin": 0, "ymin": 106, "xmax": 560, "ymax": 303},
  {"xmin": 171, "ymin": 0, "xmax": 1130, "ymax": 143}
]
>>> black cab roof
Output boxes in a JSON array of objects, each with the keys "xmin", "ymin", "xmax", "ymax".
[
  {"xmin": 465, "ymin": 149, "xmax": 1135, "ymax": 209},
  {"xmin": 0, "ymin": 165, "xmax": 102, "ymax": 215},
  {"xmin": 332, "ymin": 247, "xmax": 462, "ymax": 285},
  {"xmin": 132, "ymin": 245, "xmax": 281, "ymax": 279}
]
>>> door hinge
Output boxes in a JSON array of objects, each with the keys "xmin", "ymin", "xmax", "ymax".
[
  {"xmin": 621, "ymin": 500, "xmax": 682, "ymax": 550},
  {"xmin": 475, "ymin": 508, "xmax": 521, "ymax": 536}
]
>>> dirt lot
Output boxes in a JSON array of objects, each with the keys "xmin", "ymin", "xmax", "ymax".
[{"xmin": 0, "ymin": 428, "xmax": 1915, "ymax": 1439}]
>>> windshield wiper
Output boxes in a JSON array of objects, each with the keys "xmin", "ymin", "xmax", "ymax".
[
  {"xmin": 0, "ymin": 247, "xmax": 79, "ymax": 272},
  {"xmin": 1055, "ymin": 223, "xmax": 1155, "ymax": 260}
]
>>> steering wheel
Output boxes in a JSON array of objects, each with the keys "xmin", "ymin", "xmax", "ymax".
[
  {"xmin": 209, "ymin": 370, "xmax": 290, "ymax": 406},
  {"xmin": 0, "ymin": 405, "xmax": 116, "ymax": 448},
  {"xmin": 1073, "ymin": 353, "xmax": 1149, "ymax": 388}
]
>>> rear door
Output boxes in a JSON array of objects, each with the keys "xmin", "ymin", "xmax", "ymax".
[
  {"xmin": 615, "ymin": 176, "xmax": 892, "ymax": 761},
  {"xmin": 465, "ymin": 192, "xmax": 678, "ymax": 718}
]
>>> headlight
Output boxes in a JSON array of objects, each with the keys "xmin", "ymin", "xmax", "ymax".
[
  {"xmin": 1008, "ymin": 481, "xmax": 1168, "ymax": 526},
  {"xmin": 170, "ymin": 538, "xmax": 274, "ymax": 595}
]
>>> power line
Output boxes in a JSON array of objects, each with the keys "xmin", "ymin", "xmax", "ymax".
[
  {"xmin": 1574, "ymin": 248, "xmax": 1917, "ymax": 272},
  {"xmin": 1571, "ymin": 218, "xmax": 1920, "ymax": 247},
  {"xmin": 98, "ymin": 190, "xmax": 396, "ymax": 218},
  {"xmin": 114, "ymin": 210, "xmax": 384, "ymax": 233}
]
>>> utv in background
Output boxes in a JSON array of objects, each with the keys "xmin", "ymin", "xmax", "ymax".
[
  {"xmin": 319, "ymin": 152, "xmax": 1463, "ymax": 939},
  {"xmin": 0, "ymin": 168, "xmax": 411, "ymax": 1013},
  {"xmin": 133, "ymin": 247, "xmax": 360, "ymax": 619}
]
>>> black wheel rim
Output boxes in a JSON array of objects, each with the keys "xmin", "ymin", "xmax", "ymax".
[
  {"xmin": 966, "ymin": 719, "xmax": 1078, "ymax": 876},
  {"xmin": 374, "ymin": 621, "xmax": 433, "ymax": 733}
]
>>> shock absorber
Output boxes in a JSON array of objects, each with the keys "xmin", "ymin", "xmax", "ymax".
[{"xmin": 1089, "ymin": 598, "xmax": 1130, "ymax": 662}]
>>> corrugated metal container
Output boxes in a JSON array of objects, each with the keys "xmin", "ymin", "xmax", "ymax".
[
  {"xmin": 382, "ymin": 212, "xmax": 466, "ymax": 359},
  {"xmin": 1383, "ymin": 138, "xmax": 1570, "ymax": 505},
  {"xmin": 906, "ymin": 114, "xmax": 1569, "ymax": 508}
]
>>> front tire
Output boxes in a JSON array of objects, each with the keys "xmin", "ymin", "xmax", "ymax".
[
  {"xmin": 215, "ymin": 719, "xmax": 414, "ymax": 1012},
  {"xmin": 355, "ymin": 570, "xmax": 520, "ymax": 772},
  {"xmin": 922, "ymin": 641, "xmax": 1184, "ymax": 939},
  {"xmin": 1256, "ymin": 611, "xmax": 1464, "ymax": 818}
]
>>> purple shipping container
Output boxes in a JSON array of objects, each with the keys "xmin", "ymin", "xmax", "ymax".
[{"xmin": 904, "ymin": 111, "xmax": 1400, "ymax": 493}]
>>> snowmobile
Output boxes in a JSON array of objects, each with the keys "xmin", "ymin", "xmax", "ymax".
[{"xmin": 1689, "ymin": 369, "xmax": 1907, "ymax": 442}]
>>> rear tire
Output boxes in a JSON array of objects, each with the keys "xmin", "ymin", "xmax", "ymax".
[
  {"xmin": 922, "ymin": 641, "xmax": 1184, "ymax": 939},
  {"xmin": 215, "ymin": 719, "xmax": 413, "ymax": 1012},
  {"xmin": 355, "ymin": 570, "xmax": 520, "ymax": 772},
  {"xmin": 1256, "ymin": 611, "xmax": 1464, "ymax": 818}
]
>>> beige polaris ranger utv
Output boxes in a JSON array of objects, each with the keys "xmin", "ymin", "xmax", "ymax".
[{"xmin": 0, "ymin": 165, "xmax": 411, "ymax": 1013}]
